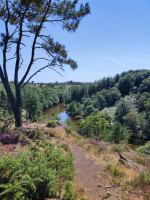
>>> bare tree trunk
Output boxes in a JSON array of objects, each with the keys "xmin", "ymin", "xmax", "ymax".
[
  {"xmin": 5, "ymin": 84, "xmax": 22, "ymax": 127},
  {"xmin": 0, "ymin": 66, "xmax": 22, "ymax": 127},
  {"xmin": 15, "ymin": 86, "xmax": 22, "ymax": 127}
]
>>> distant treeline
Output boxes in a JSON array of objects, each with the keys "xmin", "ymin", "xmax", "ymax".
[
  {"xmin": 0, "ymin": 83, "xmax": 70, "ymax": 122},
  {"xmin": 67, "ymin": 69, "xmax": 150, "ymax": 140},
  {"xmin": 68, "ymin": 69, "xmax": 150, "ymax": 102},
  {"xmin": 1, "ymin": 69, "xmax": 150, "ymax": 140}
]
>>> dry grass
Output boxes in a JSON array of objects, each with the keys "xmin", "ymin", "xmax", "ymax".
[
  {"xmin": 8, "ymin": 122, "xmax": 150, "ymax": 200},
  {"xmin": 39, "ymin": 126, "xmax": 150, "ymax": 200},
  {"xmin": 119, "ymin": 165, "xmax": 139, "ymax": 181}
]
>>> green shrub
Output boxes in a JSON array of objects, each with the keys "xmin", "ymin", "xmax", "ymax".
[
  {"xmin": 63, "ymin": 182, "xmax": 77, "ymax": 200},
  {"xmin": 51, "ymin": 111, "xmax": 60, "ymax": 120},
  {"xmin": 65, "ymin": 118, "xmax": 77, "ymax": 131},
  {"xmin": 111, "ymin": 144, "xmax": 122, "ymax": 152},
  {"xmin": 135, "ymin": 157, "xmax": 146, "ymax": 166},
  {"xmin": 109, "ymin": 122, "xmax": 130, "ymax": 144},
  {"xmin": 0, "ymin": 141, "xmax": 75, "ymax": 200},
  {"xmin": 112, "ymin": 167, "xmax": 124, "ymax": 186},
  {"xmin": 112, "ymin": 167, "xmax": 120, "ymax": 177},
  {"xmin": 131, "ymin": 170, "xmax": 150, "ymax": 187},
  {"xmin": 65, "ymin": 128, "xmax": 72, "ymax": 134},
  {"xmin": 46, "ymin": 120, "xmax": 56, "ymax": 127},
  {"xmin": 104, "ymin": 163, "xmax": 113, "ymax": 171},
  {"xmin": 25, "ymin": 128, "xmax": 45, "ymax": 140},
  {"xmin": 136, "ymin": 141, "xmax": 150, "ymax": 155}
]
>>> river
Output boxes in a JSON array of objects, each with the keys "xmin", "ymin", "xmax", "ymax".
[
  {"xmin": 42, "ymin": 103, "xmax": 79, "ymax": 127},
  {"xmin": 42, "ymin": 103, "xmax": 147, "ymax": 150}
]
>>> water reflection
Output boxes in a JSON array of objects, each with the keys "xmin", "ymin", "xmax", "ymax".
[
  {"xmin": 42, "ymin": 103, "xmax": 66, "ymax": 117},
  {"xmin": 42, "ymin": 103, "xmax": 79, "ymax": 127},
  {"xmin": 58, "ymin": 111, "xmax": 68, "ymax": 123}
]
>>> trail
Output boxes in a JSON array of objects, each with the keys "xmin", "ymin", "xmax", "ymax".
[{"xmin": 23, "ymin": 123, "xmax": 143, "ymax": 200}]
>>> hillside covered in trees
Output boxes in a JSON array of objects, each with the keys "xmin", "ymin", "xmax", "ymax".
[
  {"xmin": 1, "ymin": 69, "xmax": 150, "ymax": 141},
  {"xmin": 1, "ymin": 70, "xmax": 150, "ymax": 199}
]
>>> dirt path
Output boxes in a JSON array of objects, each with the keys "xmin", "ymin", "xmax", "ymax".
[
  {"xmin": 23, "ymin": 123, "xmax": 143, "ymax": 200},
  {"xmin": 61, "ymin": 140, "xmax": 124, "ymax": 200}
]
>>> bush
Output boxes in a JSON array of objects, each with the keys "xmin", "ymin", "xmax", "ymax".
[
  {"xmin": 0, "ymin": 131, "xmax": 28, "ymax": 146},
  {"xmin": 46, "ymin": 120, "xmax": 56, "ymax": 127},
  {"xmin": 131, "ymin": 170, "xmax": 150, "ymax": 187},
  {"xmin": 63, "ymin": 182, "xmax": 77, "ymax": 200},
  {"xmin": 109, "ymin": 122, "xmax": 130, "ymax": 144},
  {"xmin": 104, "ymin": 163, "xmax": 113, "ymax": 171},
  {"xmin": 65, "ymin": 118, "xmax": 77, "ymax": 131},
  {"xmin": 0, "ymin": 141, "xmax": 76, "ymax": 199},
  {"xmin": 51, "ymin": 111, "xmax": 60, "ymax": 120},
  {"xmin": 136, "ymin": 141, "xmax": 150, "ymax": 155},
  {"xmin": 111, "ymin": 144, "xmax": 122, "ymax": 152},
  {"xmin": 65, "ymin": 128, "xmax": 72, "ymax": 134},
  {"xmin": 25, "ymin": 128, "xmax": 45, "ymax": 140},
  {"xmin": 78, "ymin": 112, "xmax": 109, "ymax": 139}
]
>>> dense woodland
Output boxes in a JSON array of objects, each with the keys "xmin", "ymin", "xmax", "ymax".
[
  {"xmin": 1, "ymin": 69, "xmax": 150, "ymax": 141},
  {"xmin": 1, "ymin": 71, "xmax": 150, "ymax": 199}
]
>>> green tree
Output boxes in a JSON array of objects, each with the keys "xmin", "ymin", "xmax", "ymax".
[
  {"xmin": 105, "ymin": 87, "xmax": 121, "ymax": 105},
  {"xmin": 119, "ymin": 75, "xmax": 134, "ymax": 95},
  {"xmin": 137, "ymin": 94, "xmax": 147, "ymax": 112},
  {"xmin": 0, "ymin": 0, "xmax": 90, "ymax": 127},
  {"xmin": 22, "ymin": 87, "xmax": 42, "ymax": 121},
  {"xmin": 145, "ymin": 98, "xmax": 150, "ymax": 113},
  {"xmin": 139, "ymin": 77, "xmax": 150, "ymax": 93},
  {"xmin": 83, "ymin": 105, "xmax": 95, "ymax": 117},
  {"xmin": 115, "ymin": 97, "xmax": 132, "ymax": 122},
  {"xmin": 78, "ymin": 112, "xmax": 109, "ymax": 139},
  {"xmin": 109, "ymin": 122, "xmax": 129, "ymax": 144},
  {"xmin": 138, "ymin": 113, "xmax": 148, "ymax": 137},
  {"xmin": 96, "ymin": 92, "xmax": 106, "ymax": 110},
  {"xmin": 123, "ymin": 112, "xmax": 139, "ymax": 134}
]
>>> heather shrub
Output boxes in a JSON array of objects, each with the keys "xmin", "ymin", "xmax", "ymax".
[
  {"xmin": 0, "ymin": 132, "xmax": 19, "ymax": 144},
  {"xmin": 0, "ymin": 131, "xmax": 28, "ymax": 146}
]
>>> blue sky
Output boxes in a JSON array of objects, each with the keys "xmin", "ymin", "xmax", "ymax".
[{"xmin": 0, "ymin": 0, "xmax": 150, "ymax": 83}]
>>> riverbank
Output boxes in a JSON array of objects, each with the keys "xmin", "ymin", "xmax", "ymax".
[{"xmin": 42, "ymin": 103, "xmax": 79, "ymax": 127}]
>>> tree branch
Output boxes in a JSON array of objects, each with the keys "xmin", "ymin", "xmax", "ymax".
[
  {"xmin": 6, "ymin": 57, "xmax": 16, "ymax": 62},
  {"xmin": 14, "ymin": 4, "xmax": 29, "ymax": 87},
  {"xmin": 19, "ymin": 1, "xmax": 52, "ymax": 87},
  {"xmin": 3, "ymin": 0, "xmax": 11, "ymax": 82},
  {"xmin": 19, "ymin": 55, "xmax": 23, "ymax": 69},
  {"xmin": 33, "ymin": 57, "xmax": 51, "ymax": 62},
  {"xmin": 21, "ymin": 64, "xmax": 64, "ymax": 88}
]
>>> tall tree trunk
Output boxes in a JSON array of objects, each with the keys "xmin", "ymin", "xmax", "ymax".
[
  {"xmin": 5, "ymin": 83, "xmax": 22, "ymax": 127},
  {"xmin": 15, "ymin": 86, "xmax": 22, "ymax": 127},
  {"xmin": 0, "ymin": 66, "xmax": 22, "ymax": 127}
]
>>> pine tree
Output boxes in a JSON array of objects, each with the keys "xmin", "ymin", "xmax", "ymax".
[{"xmin": 0, "ymin": 0, "xmax": 90, "ymax": 126}]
